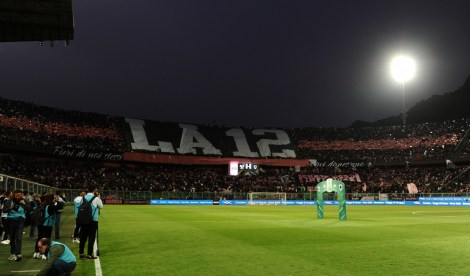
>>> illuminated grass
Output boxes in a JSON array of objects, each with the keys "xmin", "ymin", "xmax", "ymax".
[
  {"xmin": 3, "ymin": 205, "xmax": 469, "ymax": 275},
  {"xmin": 99, "ymin": 205, "xmax": 470, "ymax": 275}
]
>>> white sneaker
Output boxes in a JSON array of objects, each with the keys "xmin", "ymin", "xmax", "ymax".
[
  {"xmin": 8, "ymin": 254, "xmax": 17, "ymax": 261},
  {"xmin": 41, "ymin": 254, "xmax": 47, "ymax": 260},
  {"xmin": 1, "ymin": 239, "xmax": 10, "ymax": 245},
  {"xmin": 33, "ymin": 252, "xmax": 40, "ymax": 259},
  {"xmin": 73, "ymin": 238, "xmax": 80, "ymax": 243}
]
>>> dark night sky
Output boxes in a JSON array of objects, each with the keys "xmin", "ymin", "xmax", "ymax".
[{"xmin": 2, "ymin": 0, "xmax": 470, "ymax": 128}]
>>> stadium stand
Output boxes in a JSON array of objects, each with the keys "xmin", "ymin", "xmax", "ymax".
[
  {"xmin": 1, "ymin": 97, "xmax": 470, "ymax": 200},
  {"xmin": 291, "ymin": 118, "xmax": 468, "ymax": 164}
]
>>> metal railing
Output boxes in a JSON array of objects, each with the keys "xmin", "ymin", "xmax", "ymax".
[
  {"xmin": 0, "ymin": 173, "xmax": 54, "ymax": 195},
  {"xmin": 2, "ymin": 173, "xmax": 470, "ymax": 202}
]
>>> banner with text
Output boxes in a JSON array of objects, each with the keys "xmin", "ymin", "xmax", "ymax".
[
  {"xmin": 150, "ymin": 199, "xmax": 470, "ymax": 206},
  {"xmin": 124, "ymin": 118, "xmax": 298, "ymax": 158},
  {"xmin": 298, "ymin": 173, "xmax": 362, "ymax": 184}
]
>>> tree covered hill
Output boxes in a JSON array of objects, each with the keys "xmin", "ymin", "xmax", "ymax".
[{"xmin": 351, "ymin": 74, "xmax": 470, "ymax": 128}]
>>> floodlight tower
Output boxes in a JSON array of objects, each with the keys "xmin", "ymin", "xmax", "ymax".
[{"xmin": 391, "ymin": 55, "xmax": 416, "ymax": 128}]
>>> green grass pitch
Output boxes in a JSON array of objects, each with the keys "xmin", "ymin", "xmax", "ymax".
[{"xmin": 2, "ymin": 205, "xmax": 470, "ymax": 275}]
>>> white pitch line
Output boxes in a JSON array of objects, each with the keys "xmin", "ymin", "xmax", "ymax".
[
  {"xmin": 11, "ymin": 270, "xmax": 40, "ymax": 273},
  {"xmin": 94, "ymin": 234, "xmax": 103, "ymax": 276},
  {"xmin": 113, "ymin": 219, "xmax": 308, "ymax": 224},
  {"xmin": 95, "ymin": 257, "xmax": 103, "ymax": 276}
]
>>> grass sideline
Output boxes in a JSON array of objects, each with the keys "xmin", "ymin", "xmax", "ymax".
[
  {"xmin": 0, "ymin": 207, "xmax": 96, "ymax": 276},
  {"xmin": 3, "ymin": 205, "xmax": 470, "ymax": 275}
]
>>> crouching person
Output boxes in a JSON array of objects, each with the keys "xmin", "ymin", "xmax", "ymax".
[{"xmin": 36, "ymin": 238, "xmax": 76, "ymax": 276}]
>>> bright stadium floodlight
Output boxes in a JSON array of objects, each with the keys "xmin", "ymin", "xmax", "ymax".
[
  {"xmin": 390, "ymin": 55, "xmax": 416, "ymax": 128},
  {"xmin": 391, "ymin": 55, "xmax": 416, "ymax": 83}
]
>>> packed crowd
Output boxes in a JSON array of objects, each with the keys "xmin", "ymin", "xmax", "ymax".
[
  {"xmin": 1, "ymin": 154, "xmax": 470, "ymax": 196},
  {"xmin": 291, "ymin": 118, "xmax": 469, "ymax": 163},
  {"xmin": 0, "ymin": 97, "xmax": 126, "ymax": 152},
  {"xmin": 1, "ymin": 97, "xmax": 470, "ymax": 197},
  {"xmin": 2, "ymin": 97, "xmax": 470, "ymax": 165},
  {"xmin": 0, "ymin": 154, "xmax": 298, "ymax": 193},
  {"xmin": 347, "ymin": 166, "xmax": 470, "ymax": 194}
]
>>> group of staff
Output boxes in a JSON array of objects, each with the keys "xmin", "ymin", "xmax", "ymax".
[{"xmin": 0, "ymin": 185, "xmax": 103, "ymax": 276}]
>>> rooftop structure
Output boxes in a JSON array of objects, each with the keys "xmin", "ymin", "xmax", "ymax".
[{"xmin": 0, "ymin": 0, "xmax": 74, "ymax": 44}]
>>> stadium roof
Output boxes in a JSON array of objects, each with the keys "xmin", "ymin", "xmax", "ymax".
[{"xmin": 0, "ymin": 0, "xmax": 74, "ymax": 44}]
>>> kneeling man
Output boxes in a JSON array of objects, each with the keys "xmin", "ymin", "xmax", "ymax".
[{"xmin": 36, "ymin": 238, "xmax": 76, "ymax": 276}]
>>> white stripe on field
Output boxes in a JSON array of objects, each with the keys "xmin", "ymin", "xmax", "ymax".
[
  {"xmin": 95, "ymin": 258, "xmax": 103, "ymax": 276},
  {"xmin": 113, "ymin": 219, "xmax": 309, "ymax": 224},
  {"xmin": 11, "ymin": 270, "xmax": 40, "ymax": 273},
  {"xmin": 94, "ymin": 233, "xmax": 103, "ymax": 276}
]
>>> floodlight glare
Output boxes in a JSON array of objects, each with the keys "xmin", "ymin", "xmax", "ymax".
[
  {"xmin": 390, "ymin": 55, "xmax": 416, "ymax": 128},
  {"xmin": 391, "ymin": 55, "xmax": 416, "ymax": 83}
]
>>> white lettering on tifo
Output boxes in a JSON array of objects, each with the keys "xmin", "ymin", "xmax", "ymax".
[
  {"xmin": 125, "ymin": 118, "xmax": 175, "ymax": 153},
  {"xmin": 125, "ymin": 118, "xmax": 297, "ymax": 158},
  {"xmin": 177, "ymin": 124, "xmax": 222, "ymax": 155}
]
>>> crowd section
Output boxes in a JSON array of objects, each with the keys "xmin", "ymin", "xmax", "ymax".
[
  {"xmin": 0, "ymin": 97, "xmax": 126, "ymax": 152},
  {"xmin": 347, "ymin": 166, "xmax": 470, "ymax": 194},
  {"xmin": 1, "ymin": 154, "xmax": 469, "ymax": 195},
  {"xmin": 1, "ymin": 97, "xmax": 470, "ymax": 165},
  {"xmin": 291, "ymin": 118, "xmax": 470, "ymax": 163},
  {"xmin": 1, "ymin": 97, "xmax": 470, "ymax": 196},
  {"xmin": 0, "ymin": 154, "xmax": 297, "ymax": 193}
]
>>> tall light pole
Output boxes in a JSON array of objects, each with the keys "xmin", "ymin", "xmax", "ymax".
[{"xmin": 391, "ymin": 55, "xmax": 416, "ymax": 128}]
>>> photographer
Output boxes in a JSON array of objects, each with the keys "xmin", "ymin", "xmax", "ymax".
[
  {"xmin": 78, "ymin": 185, "xmax": 103, "ymax": 259},
  {"xmin": 2, "ymin": 190, "xmax": 30, "ymax": 261},
  {"xmin": 29, "ymin": 194, "xmax": 41, "ymax": 238},
  {"xmin": 33, "ymin": 194, "xmax": 65, "ymax": 259},
  {"xmin": 1, "ymin": 190, "xmax": 12, "ymax": 244},
  {"xmin": 54, "ymin": 191, "xmax": 66, "ymax": 240},
  {"xmin": 72, "ymin": 191, "xmax": 85, "ymax": 243}
]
